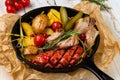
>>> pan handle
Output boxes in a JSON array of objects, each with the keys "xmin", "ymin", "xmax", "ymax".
[{"xmin": 81, "ymin": 58, "xmax": 114, "ymax": 80}]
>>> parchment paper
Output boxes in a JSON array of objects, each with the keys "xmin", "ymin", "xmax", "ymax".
[{"xmin": 0, "ymin": 1, "xmax": 120, "ymax": 80}]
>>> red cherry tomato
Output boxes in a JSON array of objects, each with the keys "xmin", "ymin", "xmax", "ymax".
[
  {"xmin": 14, "ymin": 2, "xmax": 23, "ymax": 10},
  {"xmin": 52, "ymin": 22, "xmax": 62, "ymax": 31},
  {"xmin": 6, "ymin": 5, "xmax": 16, "ymax": 13},
  {"xmin": 79, "ymin": 33, "xmax": 86, "ymax": 42},
  {"xmin": 20, "ymin": 0, "xmax": 30, "ymax": 7},
  {"xmin": 34, "ymin": 34, "xmax": 46, "ymax": 47},
  {"xmin": 42, "ymin": 33, "xmax": 49, "ymax": 39},
  {"xmin": 5, "ymin": 0, "xmax": 12, "ymax": 6},
  {"xmin": 43, "ymin": 55, "xmax": 49, "ymax": 60},
  {"xmin": 11, "ymin": 0, "xmax": 16, "ymax": 2}
]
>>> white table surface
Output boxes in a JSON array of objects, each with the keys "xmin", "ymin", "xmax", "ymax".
[{"xmin": 0, "ymin": 0, "xmax": 120, "ymax": 80}]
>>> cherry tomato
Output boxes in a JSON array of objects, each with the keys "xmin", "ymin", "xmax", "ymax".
[
  {"xmin": 79, "ymin": 33, "xmax": 86, "ymax": 42},
  {"xmin": 20, "ymin": 0, "xmax": 30, "ymax": 7},
  {"xmin": 34, "ymin": 34, "xmax": 46, "ymax": 47},
  {"xmin": 5, "ymin": 0, "xmax": 12, "ymax": 6},
  {"xmin": 42, "ymin": 33, "xmax": 49, "ymax": 39},
  {"xmin": 6, "ymin": 5, "xmax": 16, "ymax": 13},
  {"xmin": 43, "ymin": 55, "xmax": 49, "ymax": 60},
  {"xmin": 14, "ymin": 2, "xmax": 23, "ymax": 10},
  {"xmin": 11, "ymin": 0, "xmax": 16, "ymax": 2},
  {"xmin": 52, "ymin": 22, "xmax": 62, "ymax": 31}
]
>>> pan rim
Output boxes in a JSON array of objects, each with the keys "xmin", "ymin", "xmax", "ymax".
[{"xmin": 11, "ymin": 6, "xmax": 100, "ymax": 73}]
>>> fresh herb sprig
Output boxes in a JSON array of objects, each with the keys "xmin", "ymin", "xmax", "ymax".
[
  {"xmin": 41, "ymin": 30, "xmax": 80, "ymax": 51},
  {"xmin": 81, "ymin": 0, "xmax": 111, "ymax": 11},
  {"xmin": 19, "ymin": 17, "xmax": 24, "ymax": 57}
]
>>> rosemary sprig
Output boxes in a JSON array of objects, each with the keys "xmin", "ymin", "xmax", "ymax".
[
  {"xmin": 41, "ymin": 30, "xmax": 80, "ymax": 51},
  {"xmin": 19, "ymin": 17, "xmax": 24, "ymax": 57},
  {"xmin": 6, "ymin": 33, "xmax": 27, "ymax": 38},
  {"xmin": 81, "ymin": 0, "xmax": 111, "ymax": 11},
  {"xmin": 77, "ymin": 38, "xmax": 95, "ymax": 64},
  {"xmin": 6, "ymin": 33, "xmax": 20, "ymax": 37}
]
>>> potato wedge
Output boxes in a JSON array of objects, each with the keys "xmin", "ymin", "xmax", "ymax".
[
  {"xmin": 44, "ymin": 28, "xmax": 54, "ymax": 35},
  {"xmin": 32, "ymin": 14, "xmax": 48, "ymax": 34},
  {"xmin": 23, "ymin": 37, "xmax": 34, "ymax": 47},
  {"xmin": 21, "ymin": 22, "xmax": 34, "ymax": 36},
  {"xmin": 47, "ymin": 9, "xmax": 61, "ymax": 26},
  {"xmin": 18, "ymin": 36, "xmax": 34, "ymax": 47}
]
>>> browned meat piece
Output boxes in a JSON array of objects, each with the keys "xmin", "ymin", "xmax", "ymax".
[
  {"xmin": 55, "ymin": 63, "xmax": 63, "ymax": 68},
  {"xmin": 50, "ymin": 50, "xmax": 64, "ymax": 66},
  {"xmin": 31, "ymin": 53, "xmax": 46, "ymax": 66},
  {"xmin": 24, "ymin": 45, "xmax": 38, "ymax": 55},
  {"xmin": 70, "ymin": 46, "xmax": 83, "ymax": 65},
  {"xmin": 85, "ymin": 26, "xmax": 99, "ymax": 48},
  {"xmin": 69, "ymin": 46, "xmax": 78, "ymax": 56},
  {"xmin": 59, "ymin": 46, "xmax": 78, "ymax": 67},
  {"xmin": 44, "ymin": 50, "xmax": 54, "ymax": 58},
  {"xmin": 45, "ymin": 63, "xmax": 53, "ymax": 68},
  {"xmin": 30, "ymin": 46, "xmax": 83, "ymax": 68},
  {"xmin": 62, "ymin": 50, "xmax": 72, "ymax": 62},
  {"xmin": 46, "ymin": 28, "xmax": 65, "ymax": 43},
  {"xmin": 59, "ymin": 57, "xmax": 69, "ymax": 67},
  {"xmin": 74, "ymin": 17, "xmax": 96, "ymax": 34},
  {"xmin": 74, "ymin": 17, "xmax": 90, "ymax": 33},
  {"xmin": 75, "ymin": 46, "xmax": 83, "ymax": 56},
  {"xmin": 70, "ymin": 59, "xmax": 76, "ymax": 65},
  {"xmin": 57, "ymin": 35, "xmax": 79, "ymax": 49},
  {"xmin": 84, "ymin": 18, "xmax": 99, "ymax": 48},
  {"xmin": 89, "ymin": 18, "xmax": 96, "ymax": 27},
  {"xmin": 74, "ymin": 17, "xmax": 99, "ymax": 48},
  {"xmin": 31, "ymin": 50, "xmax": 54, "ymax": 66}
]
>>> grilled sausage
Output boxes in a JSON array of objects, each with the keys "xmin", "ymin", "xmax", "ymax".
[{"xmin": 30, "ymin": 46, "xmax": 83, "ymax": 68}]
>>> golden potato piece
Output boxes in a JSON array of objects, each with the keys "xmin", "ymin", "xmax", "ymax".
[
  {"xmin": 32, "ymin": 14, "xmax": 48, "ymax": 34},
  {"xmin": 44, "ymin": 28, "xmax": 54, "ymax": 35},
  {"xmin": 23, "ymin": 37, "xmax": 34, "ymax": 47},
  {"xmin": 47, "ymin": 9, "xmax": 61, "ymax": 26},
  {"xmin": 21, "ymin": 22, "xmax": 34, "ymax": 36}
]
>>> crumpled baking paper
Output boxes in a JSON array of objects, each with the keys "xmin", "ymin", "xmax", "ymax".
[{"xmin": 0, "ymin": 1, "xmax": 120, "ymax": 80}]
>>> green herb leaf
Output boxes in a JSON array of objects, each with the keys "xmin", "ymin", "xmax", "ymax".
[
  {"xmin": 19, "ymin": 17, "xmax": 24, "ymax": 56},
  {"xmin": 6, "ymin": 33, "xmax": 20, "ymax": 37},
  {"xmin": 42, "ymin": 30, "xmax": 80, "ymax": 51}
]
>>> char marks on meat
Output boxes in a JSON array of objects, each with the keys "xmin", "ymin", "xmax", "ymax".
[
  {"xmin": 50, "ymin": 50, "xmax": 64, "ymax": 66},
  {"xmin": 70, "ymin": 46, "xmax": 83, "ymax": 65},
  {"xmin": 31, "ymin": 50, "xmax": 54, "ymax": 66},
  {"xmin": 30, "ymin": 46, "xmax": 83, "ymax": 68}
]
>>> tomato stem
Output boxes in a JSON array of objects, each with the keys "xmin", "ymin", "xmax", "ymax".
[
  {"xmin": 9, "ymin": 0, "xmax": 14, "ymax": 6},
  {"xmin": 16, "ymin": 0, "xmax": 20, "ymax": 2}
]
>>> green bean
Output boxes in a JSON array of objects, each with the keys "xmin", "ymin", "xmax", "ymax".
[
  {"xmin": 60, "ymin": 7, "xmax": 69, "ymax": 29},
  {"xmin": 65, "ymin": 12, "xmax": 83, "ymax": 31}
]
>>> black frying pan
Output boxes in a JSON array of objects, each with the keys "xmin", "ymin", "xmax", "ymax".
[{"xmin": 11, "ymin": 6, "xmax": 114, "ymax": 80}]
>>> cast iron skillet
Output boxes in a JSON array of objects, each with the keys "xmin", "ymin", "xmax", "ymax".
[{"xmin": 11, "ymin": 6, "xmax": 114, "ymax": 80}]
